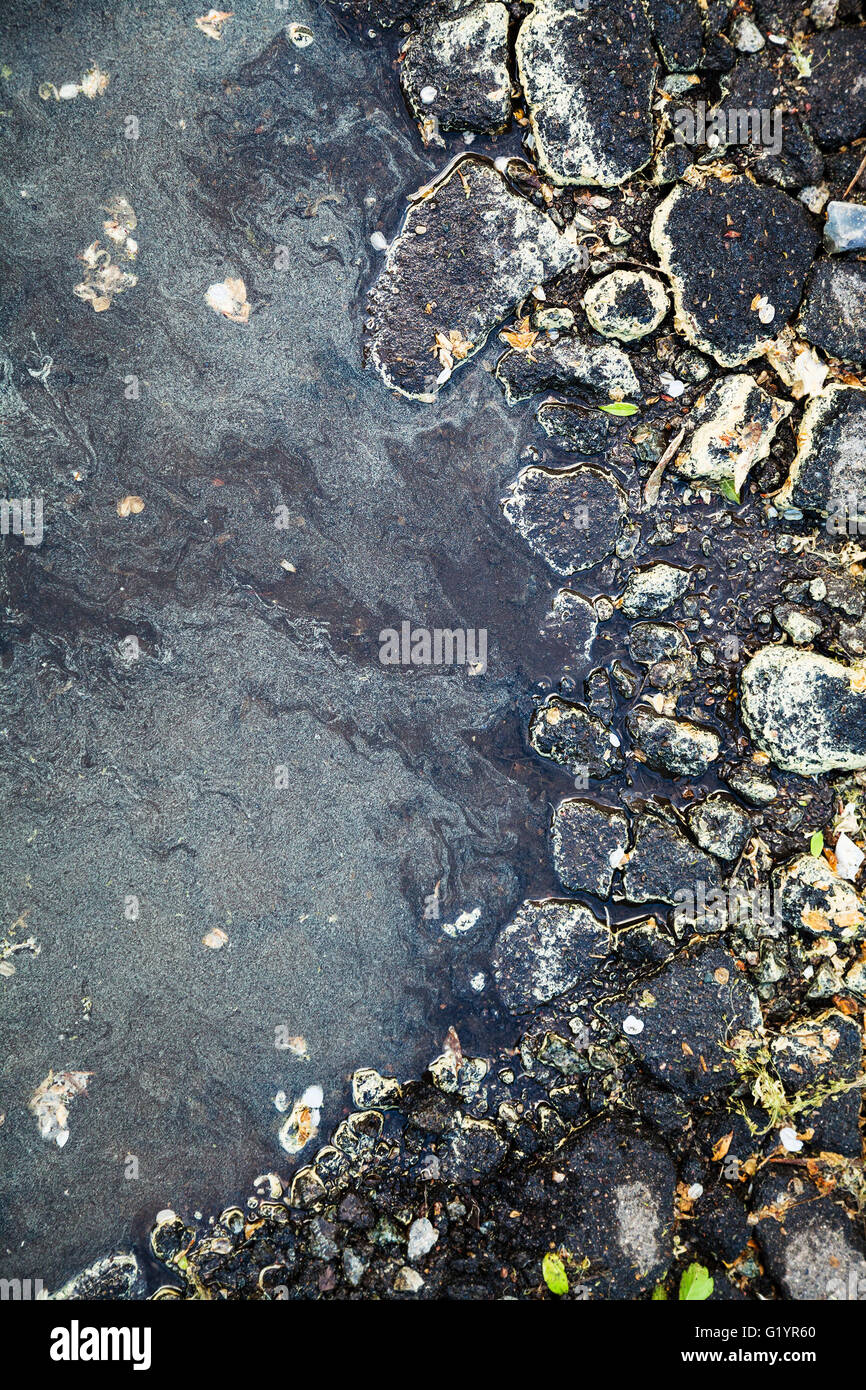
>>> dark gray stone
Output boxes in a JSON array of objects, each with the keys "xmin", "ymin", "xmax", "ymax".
[
  {"xmin": 491, "ymin": 898, "xmax": 611, "ymax": 1013},
  {"xmin": 551, "ymin": 797, "xmax": 630, "ymax": 897},
  {"xmin": 529, "ymin": 696, "xmax": 625, "ymax": 778},
  {"xmin": 627, "ymin": 705, "xmax": 720, "ymax": 777},
  {"xmin": 622, "ymin": 811, "xmax": 724, "ymax": 905},
  {"xmin": 612, "ymin": 946, "xmax": 762, "ymax": 1098},
  {"xmin": 502, "ymin": 464, "xmax": 627, "ymax": 575}
]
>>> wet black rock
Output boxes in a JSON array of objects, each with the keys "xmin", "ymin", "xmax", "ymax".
[
  {"xmin": 525, "ymin": 1117, "xmax": 676, "ymax": 1297},
  {"xmin": 491, "ymin": 898, "xmax": 611, "ymax": 1012},
  {"xmin": 515, "ymin": 0, "xmax": 658, "ymax": 188},
  {"xmin": 439, "ymin": 1116, "xmax": 509, "ymax": 1180},
  {"xmin": 336, "ymin": 0, "xmax": 476, "ymax": 25},
  {"xmin": 806, "ymin": 1089, "xmax": 862, "ymax": 1157},
  {"xmin": 771, "ymin": 1010, "xmax": 862, "ymax": 1091},
  {"xmin": 627, "ymin": 705, "xmax": 720, "ymax": 777},
  {"xmin": 621, "ymin": 810, "xmax": 724, "ymax": 905},
  {"xmin": 799, "ymin": 261, "xmax": 866, "ymax": 365},
  {"xmin": 772, "ymin": 854, "xmax": 866, "ymax": 941},
  {"xmin": 717, "ymin": 57, "xmax": 824, "ymax": 193},
  {"xmin": 620, "ymin": 563, "xmax": 691, "ymax": 618},
  {"xmin": 612, "ymin": 946, "xmax": 762, "ymax": 1098},
  {"xmin": 542, "ymin": 588, "xmax": 599, "ymax": 666},
  {"xmin": 627, "ymin": 621, "xmax": 689, "ymax": 666},
  {"xmin": 551, "ymin": 797, "xmax": 629, "ymax": 896},
  {"xmin": 399, "ymin": 3, "xmax": 511, "ymax": 138},
  {"xmin": 529, "ymin": 696, "xmax": 624, "ymax": 777},
  {"xmin": 650, "ymin": 172, "xmax": 819, "ymax": 367},
  {"xmin": 647, "ymin": 0, "xmax": 704, "ymax": 71},
  {"xmin": 751, "ymin": 1173, "xmax": 866, "ymax": 1299},
  {"xmin": 686, "ymin": 793, "xmax": 752, "ymax": 861},
  {"xmin": 802, "ymin": 27, "xmax": 866, "ymax": 147},
  {"xmin": 496, "ymin": 336, "xmax": 640, "ymax": 404},
  {"xmin": 367, "ymin": 157, "xmax": 582, "ymax": 400},
  {"xmin": 536, "ymin": 401, "xmax": 611, "ymax": 454},
  {"xmin": 741, "ymin": 644, "xmax": 866, "ymax": 775},
  {"xmin": 693, "ymin": 1187, "xmax": 750, "ymax": 1263},
  {"xmin": 502, "ymin": 464, "xmax": 627, "ymax": 575}
]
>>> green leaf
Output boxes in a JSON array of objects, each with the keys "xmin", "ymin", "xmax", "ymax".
[
  {"xmin": 542, "ymin": 1252, "xmax": 569, "ymax": 1296},
  {"xmin": 810, "ymin": 830, "xmax": 824, "ymax": 857},
  {"xmin": 718, "ymin": 478, "xmax": 740, "ymax": 504},
  {"xmin": 652, "ymin": 1282, "xmax": 669, "ymax": 1300},
  {"xmin": 679, "ymin": 1263, "xmax": 714, "ymax": 1301},
  {"xmin": 599, "ymin": 402, "xmax": 639, "ymax": 416}
]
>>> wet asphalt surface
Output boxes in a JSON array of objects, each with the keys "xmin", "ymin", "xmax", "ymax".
[{"xmin": 0, "ymin": 0, "xmax": 561, "ymax": 1287}]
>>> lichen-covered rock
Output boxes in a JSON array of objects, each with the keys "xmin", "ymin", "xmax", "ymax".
[
  {"xmin": 524, "ymin": 1118, "xmax": 677, "ymax": 1297},
  {"xmin": 542, "ymin": 588, "xmax": 599, "ymax": 665},
  {"xmin": 536, "ymin": 401, "xmax": 611, "ymax": 454},
  {"xmin": 650, "ymin": 172, "xmax": 818, "ymax": 367},
  {"xmin": 399, "ymin": 3, "xmax": 511, "ymax": 140},
  {"xmin": 674, "ymin": 373, "xmax": 792, "ymax": 491},
  {"xmin": 622, "ymin": 810, "xmax": 724, "ymax": 905},
  {"xmin": 774, "ymin": 603, "xmax": 823, "ymax": 646},
  {"xmin": 801, "ymin": 27, "xmax": 866, "ymax": 147},
  {"xmin": 740, "ymin": 644, "xmax": 866, "ymax": 775},
  {"xmin": 784, "ymin": 386, "xmax": 866, "ymax": 522},
  {"xmin": 582, "ymin": 270, "xmax": 669, "ymax": 342},
  {"xmin": 515, "ymin": 0, "xmax": 658, "ymax": 187},
  {"xmin": 502, "ymin": 464, "xmax": 627, "ymax": 574},
  {"xmin": 798, "ymin": 261, "xmax": 866, "ymax": 365},
  {"xmin": 612, "ymin": 946, "xmax": 762, "ymax": 1098},
  {"xmin": 621, "ymin": 563, "xmax": 691, "ymax": 618},
  {"xmin": 491, "ymin": 898, "xmax": 611, "ymax": 1012},
  {"xmin": 529, "ymin": 696, "xmax": 624, "ymax": 778},
  {"xmin": 751, "ymin": 1173, "xmax": 866, "ymax": 1300},
  {"xmin": 773, "ymin": 854, "xmax": 866, "ymax": 941},
  {"xmin": 627, "ymin": 705, "xmax": 720, "ymax": 777},
  {"xmin": 686, "ymin": 794, "xmax": 752, "ymax": 861},
  {"xmin": 496, "ymin": 336, "xmax": 640, "ymax": 404},
  {"xmin": 551, "ymin": 797, "xmax": 630, "ymax": 896},
  {"xmin": 647, "ymin": 0, "xmax": 704, "ymax": 72},
  {"xmin": 439, "ymin": 1115, "xmax": 508, "ymax": 1180},
  {"xmin": 367, "ymin": 157, "xmax": 583, "ymax": 400}
]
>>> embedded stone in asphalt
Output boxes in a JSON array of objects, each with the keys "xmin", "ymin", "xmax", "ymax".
[
  {"xmin": 620, "ymin": 563, "xmax": 691, "ymax": 619},
  {"xmin": 501, "ymin": 464, "xmax": 627, "ymax": 575},
  {"xmin": 798, "ymin": 261, "xmax": 866, "ymax": 365},
  {"xmin": 673, "ymin": 373, "xmax": 792, "ymax": 492},
  {"xmin": 582, "ymin": 270, "xmax": 669, "ymax": 343},
  {"xmin": 496, "ymin": 335, "xmax": 640, "ymax": 404},
  {"xmin": 785, "ymin": 385, "xmax": 866, "ymax": 518},
  {"xmin": 611, "ymin": 946, "xmax": 762, "ymax": 1099},
  {"xmin": 626, "ymin": 705, "xmax": 720, "ymax": 777},
  {"xmin": 741, "ymin": 644, "xmax": 866, "ymax": 775},
  {"xmin": 550, "ymin": 797, "xmax": 630, "ymax": 897},
  {"xmin": 399, "ymin": 3, "xmax": 511, "ymax": 140},
  {"xmin": 621, "ymin": 810, "xmax": 724, "ymax": 905},
  {"xmin": 491, "ymin": 898, "xmax": 611, "ymax": 1013},
  {"xmin": 367, "ymin": 157, "xmax": 583, "ymax": 400},
  {"xmin": 515, "ymin": 0, "xmax": 658, "ymax": 187},
  {"xmin": 650, "ymin": 171, "xmax": 819, "ymax": 367},
  {"xmin": 529, "ymin": 696, "xmax": 625, "ymax": 778}
]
